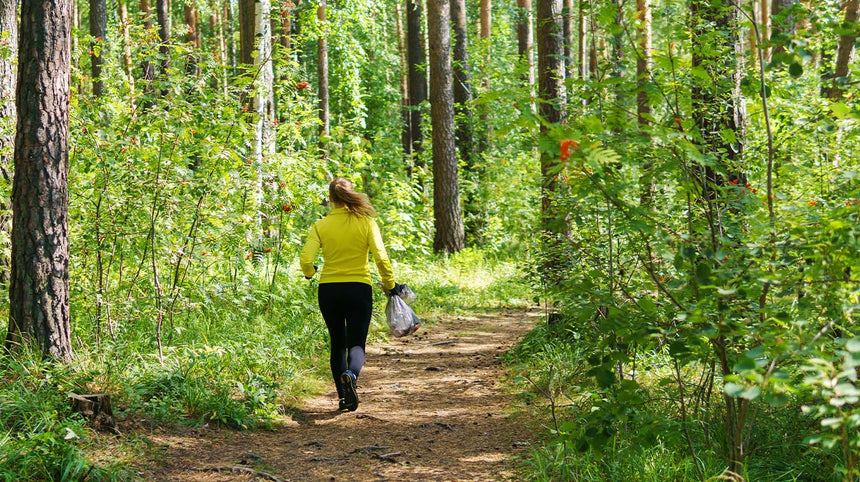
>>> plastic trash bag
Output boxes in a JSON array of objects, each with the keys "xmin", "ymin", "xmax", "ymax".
[
  {"xmin": 398, "ymin": 284, "xmax": 417, "ymax": 305},
  {"xmin": 385, "ymin": 285, "xmax": 420, "ymax": 337}
]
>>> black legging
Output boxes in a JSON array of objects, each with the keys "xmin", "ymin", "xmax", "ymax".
[{"xmin": 318, "ymin": 282, "xmax": 373, "ymax": 397}]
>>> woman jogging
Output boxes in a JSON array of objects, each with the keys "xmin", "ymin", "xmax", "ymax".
[{"xmin": 300, "ymin": 177, "xmax": 402, "ymax": 412}]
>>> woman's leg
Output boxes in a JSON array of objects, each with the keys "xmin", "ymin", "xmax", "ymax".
[
  {"xmin": 344, "ymin": 283, "xmax": 373, "ymax": 377},
  {"xmin": 318, "ymin": 283, "xmax": 348, "ymax": 395}
]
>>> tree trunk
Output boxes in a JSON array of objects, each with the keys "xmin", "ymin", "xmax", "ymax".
[
  {"xmin": 760, "ymin": 0, "xmax": 770, "ymax": 60},
  {"xmin": 691, "ymin": 0, "xmax": 747, "ymax": 473},
  {"xmin": 140, "ymin": 0, "xmax": 155, "ymax": 108},
  {"xmin": 636, "ymin": 0, "xmax": 654, "ymax": 205},
  {"xmin": 185, "ymin": 1, "xmax": 200, "ymax": 75},
  {"xmin": 395, "ymin": 2, "xmax": 411, "ymax": 159},
  {"xmin": 279, "ymin": 1, "xmax": 292, "ymax": 50},
  {"xmin": 406, "ymin": 0, "xmax": 426, "ymax": 161},
  {"xmin": 477, "ymin": 0, "xmax": 491, "ymax": 152},
  {"xmin": 451, "ymin": 0, "xmax": 479, "ymax": 242},
  {"xmin": 563, "ymin": 0, "xmax": 573, "ymax": 81},
  {"xmin": 118, "ymin": 0, "xmax": 134, "ymax": 87},
  {"xmin": 825, "ymin": 0, "xmax": 859, "ymax": 99},
  {"xmin": 517, "ymin": 0, "xmax": 535, "ymax": 104},
  {"xmin": 253, "ymin": 0, "xmax": 275, "ymax": 233},
  {"xmin": 428, "ymin": 0, "xmax": 464, "ymax": 253},
  {"xmin": 7, "ymin": 0, "xmax": 73, "ymax": 361},
  {"xmin": 769, "ymin": 0, "xmax": 794, "ymax": 58},
  {"xmin": 89, "ymin": 0, "xmax": 107, "ymax": 96},
  {"xmin": 226, "ymin": 1, "xmax": 237, "ymax": 75},
  {"xmin": 577, "ymin": 0, "xmax": 587, "ymax": 102},
  {"xmin": 0, "ymin": 0, "xmax": 17, "ymax": 287},
  {"xmin": 450, "ymin": 0, "xmax": 474, "ymax": 166},
  {"xmin": 317, "ymin": 0, "xmax": 329, "ymax": 153},
  {"xmin": 239, "ymin": 0, "xmax": 255, "ymax": 65},
  {"xmin": 156, "ymin": 0, "xmax": 170, "ymax": 89},
  {"xmin": 537, "ymin": 0, "xmax": 566, "ymax": 235}
]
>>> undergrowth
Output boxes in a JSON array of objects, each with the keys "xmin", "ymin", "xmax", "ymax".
[{"xmin": 0, "ymin": 249, "xmax": 528, "ymax": 479}]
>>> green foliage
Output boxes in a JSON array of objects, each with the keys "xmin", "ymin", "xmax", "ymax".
[{"xmin": 0, "ymin": 351, "xmax": 123, "ymax": 480}]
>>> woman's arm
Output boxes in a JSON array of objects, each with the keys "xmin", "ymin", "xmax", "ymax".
[
  {"xmin": 300, "ymin": 224, "xmax": 321, "ymax": 278},
  {"xmin": 369, "ymin": 219, "xmax": 395, "ymax": 290}
]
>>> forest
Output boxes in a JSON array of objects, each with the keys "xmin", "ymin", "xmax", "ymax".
[{"xmin": 0, "ymin": 0, "xmax": 858, "ymax": 480}]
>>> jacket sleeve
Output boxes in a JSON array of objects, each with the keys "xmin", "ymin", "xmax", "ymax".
[
  {"xmin": 369, "ymin": 218, "xmax": 395, "ymax": 290},
  {"xmin": 300, "ymin": 223, "xmax": 321, "ymax": 278}
]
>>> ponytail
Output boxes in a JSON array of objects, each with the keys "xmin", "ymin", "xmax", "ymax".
[{"xmin": 329, "ymin": 177, "xmax": 376, "ymax": 217}]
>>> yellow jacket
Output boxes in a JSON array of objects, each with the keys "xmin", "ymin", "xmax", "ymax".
[{"xmin": 300, "ymin": 207, "xmax": 395, "ymax": 290}]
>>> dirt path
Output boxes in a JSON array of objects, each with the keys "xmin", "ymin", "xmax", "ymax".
[{"xmin": 132, "ymin": 310, "xmax": 541, "ymax": 481}]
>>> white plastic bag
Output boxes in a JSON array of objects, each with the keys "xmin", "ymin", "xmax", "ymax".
[{"xmin": 385, "ymin": 286, "xmax": 420, "ymax": 337}]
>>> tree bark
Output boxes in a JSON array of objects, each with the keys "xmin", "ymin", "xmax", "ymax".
[
  {"xmin": 428, "ymin": 0, "xmax": 464, "ymax": 253},
  {"xmin": 156, "ymin": 0, "xmax": 170, "ymax": 88},
  {"xmin": 577, "ymin": 0, "xmax": 587, "ymax": 88},
  {"xmin": 226, "ymin": 1, "xmax": 237, "ymax": 75},
  {"xmin": 395, "ymin": 2, "xmax": 411, "ymax": 158},
  {"xmin": 450, "ymin": 0, "xmax": 474, "ymax": 166},
  {"xmin": 239, "ymin": 0, "xmax": 255, "ymax": 65},
  {"xmin": 406, "ymin": 0, "xmax": 426, "ymax": 161},
  {"xmin": 537, "ymin": 0, "xmax": 566, "ymax": 235},
  {"xmin": 825, "ymin": 0, "xmax": 859, "ymax": 99},
  {"xmin": 118, "ymin": 0, "xmax": 134, "ymax": 86},
  {"xmin": 563, "ymin": 0, "xmax": 573, "ymax": 81},
  {"xmin": 185, "ymin": 1, "xmax": 200, "ymax": 75},
  {"xmin": 317, "ymin": 0, "xmax": 329, "ymax": 153},
  {"xmin": 0, "ymin": 0, "xmax": 17, "ymax": 286},
  {"xmin": 517, "ymin": 0, "xmax": 534, "ymax": 93},
  {"xmin": 7, "ymin": 0, "xmax": 73, "ymax": 361},
  {"xmin": 278, "ymin": 1, "xmax": 292, "ymax": 50},
  {"xmin": 89, "ymin": 0, "xmax": 107, "ymax": 96}
]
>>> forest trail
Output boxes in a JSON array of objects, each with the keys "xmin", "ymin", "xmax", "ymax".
[{"xmin": 133, "ymin": 310, "xmax": 541, "ymax": 481}]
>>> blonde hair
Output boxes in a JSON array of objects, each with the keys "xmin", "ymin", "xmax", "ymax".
[{"xmin": 329, "ymin": 177, "xmax": 376, "ymax": 217}]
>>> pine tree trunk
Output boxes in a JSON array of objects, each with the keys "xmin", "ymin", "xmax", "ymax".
[
  {"xmin": 279, "ymin": 2, "xmax": 292, "ymax": 50},
  {"xmin": 516, "ymin": 0, "xmax": 534, "ymax": 99},
  {"xmin": 563, "ymin": 0, "xmax": 573, "ymax": 81},
  {"xmin": 317, "ymin": 0, "xmax": 329, "ymax": 154},
  {"xmin": 185, "ymin": 2, "xmax": 200, "ymax": 75},
  {"xmin": 89, "ymin": 0, "xmax": 107, "ymax": 96},
  {"xmin": 7, "ymin": 0, "xmax": 73, "ymax": 361},
  {"xmin": 450, "ymin": 0, "xmax": 474, "ymax": 166},
  {"xmin": 537, "ymin": 0, "xmax": 565, "ymax": 235},
  {"xmin": 477, "ymin": 0, "xmax": 491, "ymax": 152},
  {"xmin": 825, "ymin": 0, "xmax": 859, "ymax": 99},
  {"xmin": 239, "ymin": 0, "xmax": 255, "ymax": 65},
  {"xmin": 156, "ymin": 0, "xmax": 170, "ymax": 89},
  {"xmin": 428, "ymin": 0, "xmax": 464, "ymax": 253},
  {"xmin": 0, "ymin": 0, "xmax": 16, "ymax": 287},
  {"xmin": 406, "ymin": 0, "xmax": 426, "ymax": 160},
  {"xmin": 395, "ymin": 2, "xmax": 412, "ymax": 160}
]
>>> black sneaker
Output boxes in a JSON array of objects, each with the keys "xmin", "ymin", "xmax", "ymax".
[
  {"xmin": 338, "ymin": 399, "xmax": 349, "ymax": 412},
  {"xmin": 340, "ymin": 370, "xmax": 358, "ymax": 412}
]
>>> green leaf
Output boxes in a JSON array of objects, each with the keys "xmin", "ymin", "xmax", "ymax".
[
  {"xmin": 788, "ymin": 62, "xmax": 803, "ymax": 77},
  {"xmin": 845, "ymin": 338, "xmax": 860, "ymax": 353},
  {"xmin": 831, "ymin": 102, "xmax": 850, "ymax": 119},
  {"xmin": 724, "ymin": 382, "xmax": 745, "ymax": 397}
]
